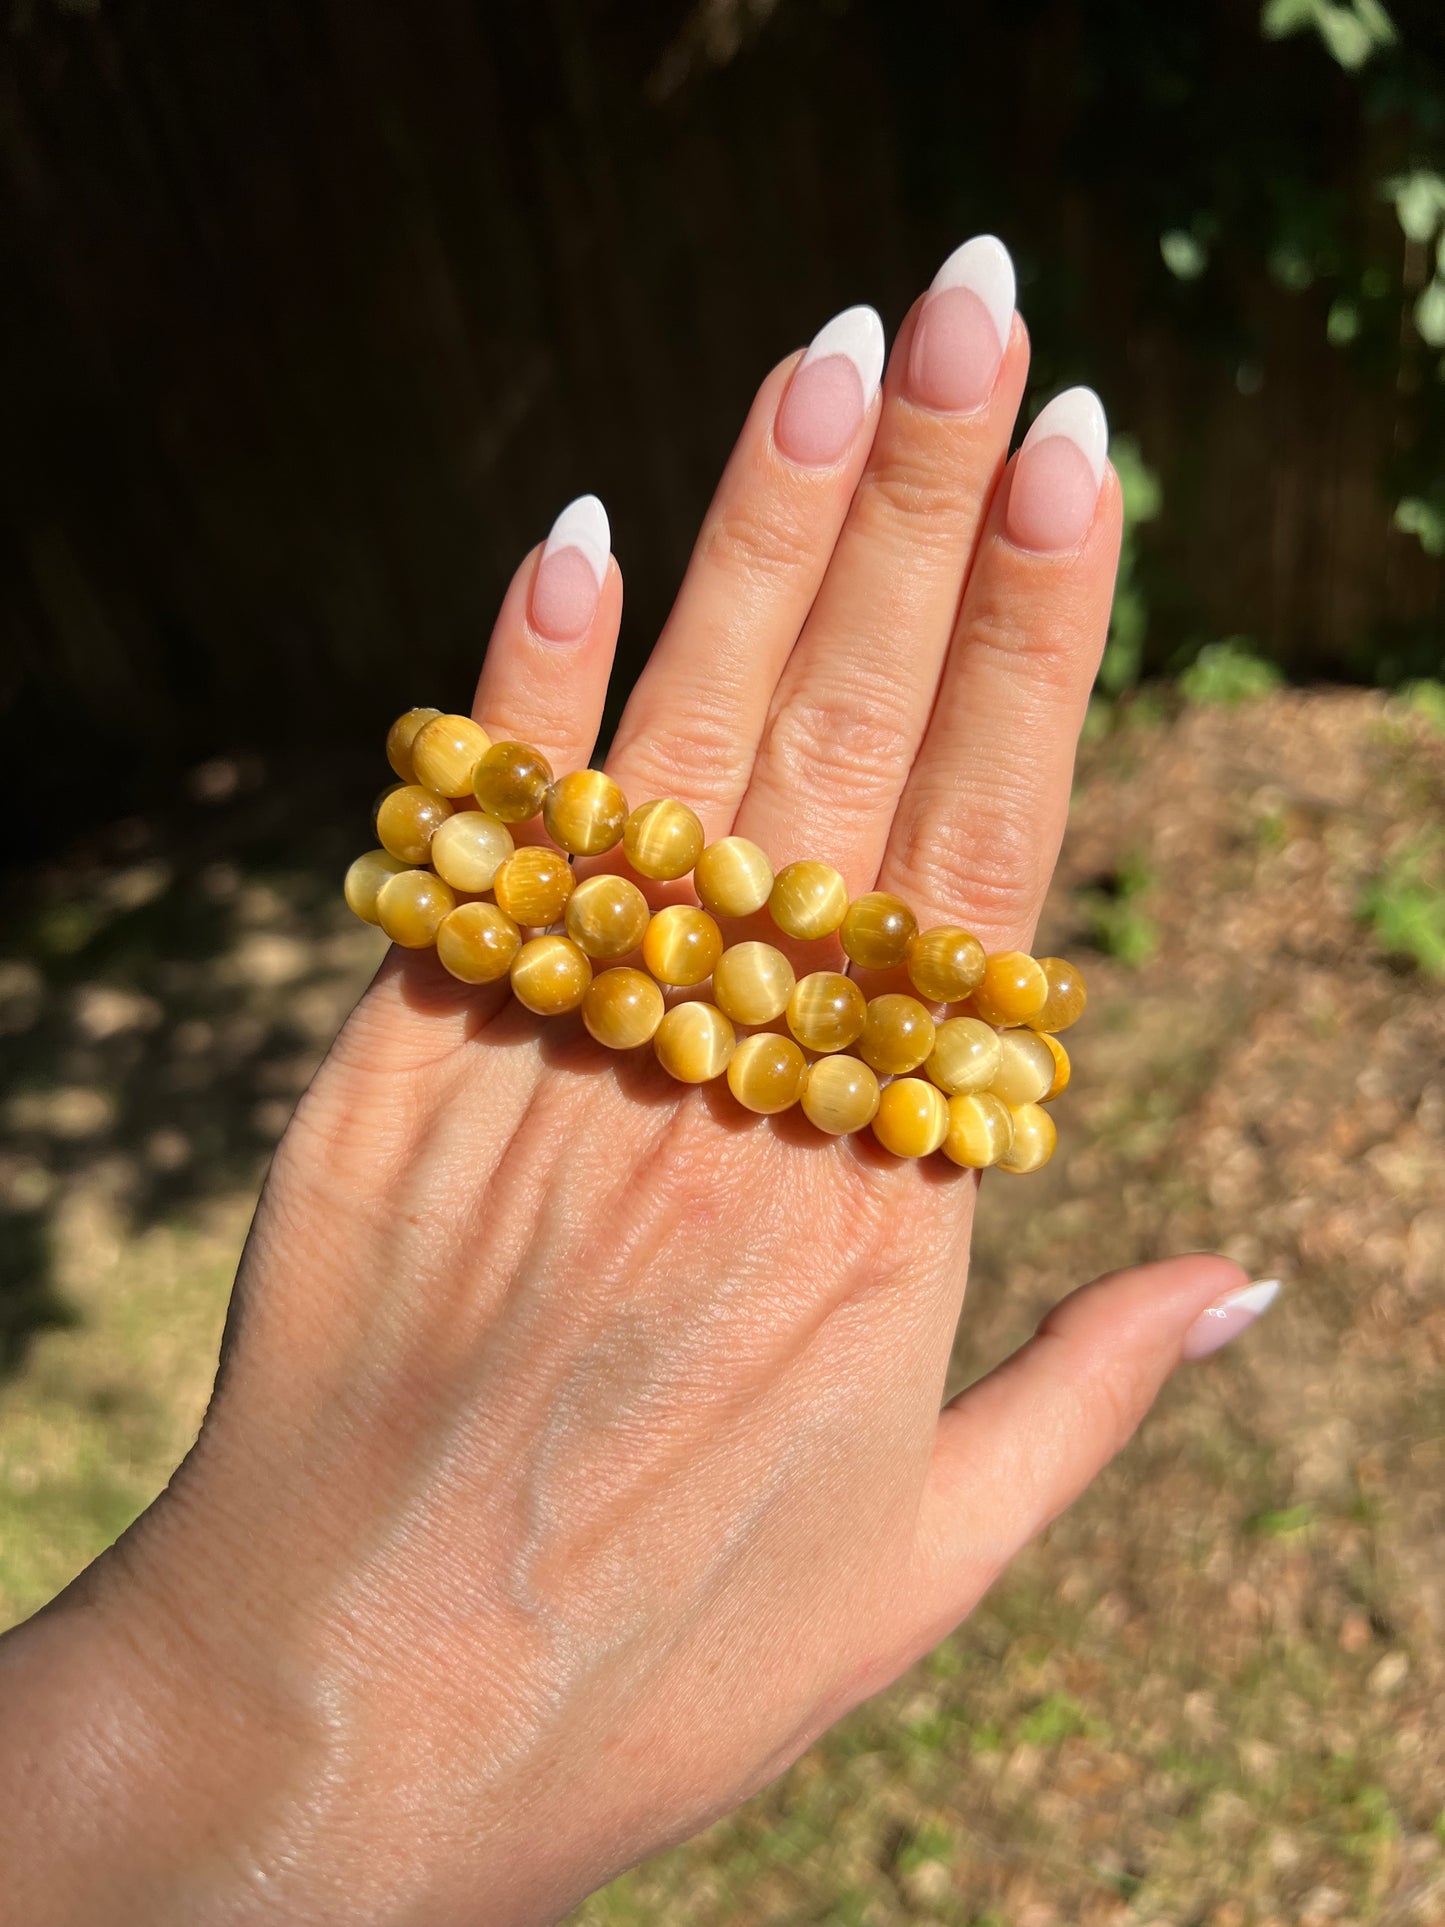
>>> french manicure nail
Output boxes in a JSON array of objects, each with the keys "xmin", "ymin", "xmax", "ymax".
[
  {"xmin": 775, "ymin": 304, "xmax": 886, "ymax": 467},
  {"xmin": 909, "ymin": 235, "xmax": 1015, "ymax": 413},
  {"xmin": 1005, "ymin": 385, "xmax": 1108, "ymax": 552},
  {"xmin": 530, "ymin": 494, "xmax": 610, "ymax": 643},
  {"xmin": 1183, "ymin": 1278, "xmax": 1281, "ymax": 1361}
]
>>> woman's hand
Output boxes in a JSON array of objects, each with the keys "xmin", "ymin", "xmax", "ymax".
[{"xmin": 0, "ymin": 244, "xmax": 1256, "ymax": 1927}]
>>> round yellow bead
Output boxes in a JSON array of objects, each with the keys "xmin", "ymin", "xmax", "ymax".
[
  {"xmin": 411, "ymin": 713, "xmax": 492, "ymax": 798},
  {"xmin": 510, "ymin": 934, "xmax": 592, "ymax": 1015},
  {"xmin": 1039, "ymin": 1033, "xmax": 1071, "ymax": 1101},
  {"xmin": 1032, "ymin": 956, "xmax": 1088, "ymax": 1033},
  {"xmin": 973, "ymin": 951, "xmax": 1049, "ymax": 1026},
  {"xmin": 694, "ymin": 836, "xmax": 774, "ymax": 918},
  {"xmin": 582, "ymin": 967, "xmax": 666, "ymax": 1049},
  {"xmin": 376, "ymin": 868, "xmax": 457, "ymax": 948},
  {"xmin": 926, "ymin": 1016, "xmax": 1003, "ymax": 1095},
  {"xmin": 623, "ymin": 798, "xmax": 705, "ymax": 882},
  {"xmin": 988, "ymin": 1029, "xmax": 1056, "ymax": 1108},
  {"xmin": 841, "ymin": 892, "xmax": 918, "ymax": 970},
  {"xmin": 942, "ymin": 1091, "xmax": 1015, "ymax": 1169},
  {"xmin": 385, "ymin": 706, "xmax": 441, "ymax": 783},
  {"xmin": 344, "ymin": 849, "xmax": 408, "ymax": 924},
  {"xmin": 492, "ymin": 845, "xmax": 574, "ymax": 926},
  {"xmin": 428, "ymin": 810, "xmax": 514, "ymax": 893},
  {"xmin": 857, "ymin": 993, "xmax": 936, "ymax": 1077},
  {"xmin": 564, "ymin": 874, "xmax": 651, "ymax": 960},
  {"xmin": 769, "ymin": 860, "xmax": 849, "ymax": 941},
  {"xmin": 435, "ymin": 902, "xmax": 522, "ymax": 984},
  {"xmin": 711, "ymin": 942, "xmax": 796, "ymax": 1026},
  {"xmin": 872, "ymin": 1077, "xmax": 950, "ymax": 1158},
  {"xmin": 787, "ymin": 971, "xmax": 867, "ymax": 1053},
  {"xmin": 997, "ymin": 1102, "xmax": 1058, "ymax": 1174},
  {"xmin": 800, "ymin": 1055, "xmax": 880, "ymax": 1136},
  {"xmin": 653, "ymin": 1002, "xmax": 735, "ymax": 1083},
  {"xmin": 542, "ymin": 769, "xmax": 629, "ymax": 856},
  {"xmin": 906, "ymin": 926, "xmax": 987, "ymax": 1003},
  {"xmin": 376, "ymin": 784, "xmax": 453, "ymax": 865},
  {"xmin": 472, "ymin": 741, "xmax": 554, "ymax": 822},
  {"xmin": 726, "ymin": 1032, "xmax": 808, "ymax": 1114},
  {"xmin": 371, "ymin": 781, "xmax": 404, "ymax": 832},
  {"xmin": 642, "ymin": 905, "xmax": 725, "ymax": 988}
]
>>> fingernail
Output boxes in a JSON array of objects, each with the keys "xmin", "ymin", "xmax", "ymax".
[
  {"xmin": 530, "ymin": 494, "xmax": 610, "ymax": 643},
  {"xmin": 1183, "ymin": 1279, "xmax": 1281, "ymax": 1361},
  {"xmin": 775, "ymin": 304, "xmax": 885, "ymax": 467},
  {"xmin": 909, "ymin": 235, "xmax": 1015, "ymax": 413},
  {"xmin": 1005, "ymin": 386, "xmax": 1108, "ymax": 552}
]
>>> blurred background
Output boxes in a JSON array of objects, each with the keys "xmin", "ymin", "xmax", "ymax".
[{"xmin": 2, "ymin": 2, "xmax": 1444, "ymax": 1922}]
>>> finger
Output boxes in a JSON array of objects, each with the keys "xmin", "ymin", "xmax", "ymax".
[{"xmin": 605, "ymin": 306, "xmax": 885, "ymax": 829}]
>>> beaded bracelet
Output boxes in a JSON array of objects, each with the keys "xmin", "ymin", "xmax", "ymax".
[{"xmin": 345, "ymin": 708, "xmax": 1088, "ymax": 1175}]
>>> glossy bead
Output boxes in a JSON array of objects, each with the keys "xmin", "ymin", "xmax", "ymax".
[
  {"xmin": 642, "ymin": 905, "xmax": 725, "ymax": 987},
  {"xmin": 841, "ymin": 892, "xmax": 918, "ymax": 970},
  {"xmin": 411, "ymin": 713, "xmax": 491, "ymax": 798},
  {"xmin": 492, "ymin": 845, "xmax": 574, "ymax": 926},
  {"xmin": 787, "ymin": 971, "xmax": 867, "ymax": 1053},
  {"xmin": 726, "ymin": 1032, "xmax": 808, "ymax": 1114},
  {"xmin": 472, "ymin": 741, "xmax": 554, "ymax": 822},
  {"xmin": 371, "ymin": 781, "xmax": 404, "ymax": 831},
  {"xmin": 542, "ymin": 769, "xmax": 628, "ymax": 856},
  {"xmin": 801, "ymin": 1055, "xmax": 880, "ymax": 1136},
  {"xmin": 906, "ymin": 926, "xmax": 987, "ymax": 1003},
  {"xmin": 623, "ymin": 798, "xmax": 705, "ymax": 881},
  {"xmin": 857, "ymin": 994, "xmax": 936, "ymax": 1077},
  {"xmin": 385, "ymin": 706, "xmax": 441, "ymax": 783},
  {"xmin": 429, "ymin": 810, "xmax": 514, "ymax": 893},
  {"xmin": 872, "ymin": 1077, "xmax": 950, "ymax": 1158},
  {"xmin": 654, "ymin": 1002, "xmax": 735, "ymax": 1083},
  {"xmin": 712, "ymin": 942, "xmax": 795, "ymax": 1026},
  {"xmin": 926, "ymin": 1016, "xmax": 1003, "ymax": 1096},
  {"xmin": 973, "ymin": 951, "xmax": 1049, "ymax": 1027},
  {"xmin": 769, "ymin": 860, "xmax": 849, "ymax": 941},
  {"xmin": 942, "ymin": 1091, "xmax": 1015, "ymax": 1169},
  {"xmin": 564, "ymin": 874, "xmax": 651, "ymax": 960},
  {"xmin": 1039, "ymin": 1033, "xmax": 1071, "ymax": 1101},
  {"xmin": 988, "ymin": 1029, "xmax": 1056, "ymax": 1108},
  {"xmin": 694, "ymin": 836, "xmax": 774, "ymax": 918},
  {"xmin": 997, "ymin": 1102, "xmax": 1058, "ymax": 1174},
  {"xmin": 344, "ymin": 849, "xmax": 408, "ymax": 924},
  {"xmin": 436, "ymin": 902, "xmax": 522, "ymax": 984},
  {"xmin": 376, "ymin": 784, "xmax": 453, "ymax": 864},
  {"xmin": 510, "ymin": 934, "xmax": 592, "ymax": 1015},
  {"xmin": 376, "ymin": 868, "xmax": 456, "ymax": 948},
  {"xmin": 1032, "ymin": 956, "xmax": 1088, "ymax": 1033},
  {"xmin": 582, "ymin": 967, "xmax": 665, "ymax": 1049}
]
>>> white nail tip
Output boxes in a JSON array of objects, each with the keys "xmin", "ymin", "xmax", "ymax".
[
  {"xmin": 543, "ymin": 494, "xmax": 610, "ymax": 588},
  {"xmin": 1023, "ymin": 386, "xmax": 1109, "ymax": 485},
  {"xmin": 930, "ymin": 235, "xmax": 1015, "ymax": 351},
  {"xmin": 1219, "ymin": 1279, "xmax": 1281, "ymax": 1318},
  {"xmin": 802, "ymin": 304, "xmax": 886, "ymax": 408}
]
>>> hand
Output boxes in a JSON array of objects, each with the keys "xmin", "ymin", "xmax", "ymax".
[{"xmin": 0, "ymin": 249, "xmax": 1256, "ymax": 1927}]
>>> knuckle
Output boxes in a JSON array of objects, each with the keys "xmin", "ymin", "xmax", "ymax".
[
  {"xmin": 615, "ymin": 701, "xmax": 753, "ymax": 810},
  {"xmin": 702, "ymin": 494, "xmax": 820, "ymax": 590},
  {"xmin": 857, "ymin": 452, "xmax": 974, "ymax": 546},
  {"xmin": 965, "ymin": 593, "xmax": 1093, "ymax": 699},
  {"xmin": 761, "ymin": 688, "xmax": 915, "ymax": 808},
  {"xmin": 892, "ymin": 784, "xmax": 1051, "ymax": 934}
]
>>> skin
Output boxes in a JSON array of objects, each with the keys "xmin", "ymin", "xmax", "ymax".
[{"xmin": 0, "ymin": 283, "xmax": 1246, "ymax": 1927}]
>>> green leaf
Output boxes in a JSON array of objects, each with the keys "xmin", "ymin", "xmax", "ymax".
[
  {"xmin": 1414, "ymin": 278, "xmax": 1445, "ymax": 347},
  {"xmin": 1179, "ymin": 639, "xmax": 1283, "ymax": 705},
  {"xmin": 1395, "ymin": 496, "xmax": 1445, "ymax": 557},
  {"xmin": 1160, "ymin": 229, "xmax": 1207, "ymax": 280},
  {"xmin": 1385, "ymin": 169, "xmax": 1445, "ymax": 244},
  {"xmin": 1246, "ymin": 1502, "xmax": 1317, "ymax": 1537},
  {"xmin": 1327, "ymin": 297, "xmax": 1360, "ymax": 345}
]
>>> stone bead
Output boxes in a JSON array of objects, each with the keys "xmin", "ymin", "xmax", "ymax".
[
  {"xmin": 564, "ymin": 874, "xmax": 651, "ymax": 960},
  {"xmin": 642, "ymin": 905, "xmax": 725, "ymax": 987},
  {"xmin": 841, "ymin": 892, "xmax": 918, "ymax": 970},
  {"xmin": 428, "ymin": 810, "xmax": 515, "ymax": 893},
  {"xmin": 1039, "ymin": 1032, "xmax": 1071, "ymax": 1101},
  {"xmin": 411, "ymin": 713, "xmax": 492, "ymax": 798},
  {"xmin": 872, "ymin": 1077, "xmax": 950, "ymax": 1158},
  {"xmin": 385, "ymin": 706, "xmax": 441, "ymax": 783},
  {"xmin": 1033, "ymin": 956, "xmax": 1088, "ymax": 1033},
  {"xmin": 492, "ymin": 845, "xmax": 574, "ymax": 926},
  {"xmin": 769, "ymin": 860, "xmax": 849, "ymax": 941},
  {"xmin": 510, "ymin": 934, "xmax": 592, "ymax": 1015},
  {"xmin": 997, "ymin": 1102, "xmax": 1058, "ymax": 1175},
  {"xmin": 376, "ymin": 868, "xmax": 457, "ymax": 948},
  {"xmin": 542, "ymin": 769, "xmax": 629, "ymax": 856},
  {"xmin": 472, "ymin": 741, "xmax": 554, "ymax": 822},
  {"xmin": 694, "ymin": 836, "xmax": 774, "ymax": 919},
  {"xmin": 623, "ymin": 798, "xmax": 705, "ymax": 882},
  {"xmin": 926, "ymin": 1016, "xmax": 1003, "ymax": 1095},
  {"xmin": 988, "ymin": 1029, "xmax": 1056, "ymax": 1108},
  {"xmin": 371, "ymin": 781, "xmax": 404, "ymax": 831},
  {"xmin": 653, "ymin": 1002, "xmax": 735, "ymax": 1083},
  {"xmin": 906, "ymin": 925, "xmax": 987, "ymax": 1003},
  {"xmin": 712, "ymin": 942, "xmax": 795, "ymax": 1026},
  {"xmin": 376, "ymin": 784, "xmax": 454, "ymax": 864},
  {"xmin": 942, "ymin": 1091, "xmax": 1015, "ymax": 1169},
  {"xmin": 583, "ymin": 967, "xmax": 665, "ymax": 1049},
  {"xmin": 726, "ymin": 1032, "xmax": 808, "ymax": 1114},
  {"xmin": 973, "ymin": 951, "xmax": 1049, "ymax": 1027},
  {"xmin": 857, "ymin": 994, "xmax": 936, "ymax": 1077},
  {"xmin": 787, "ymin": 971, "xmax": 867, "ymax": 1053},
  {"xmin": 344, "ymin": 849, "xmax": 408, "ymax": 924},
  {"xmin": 436, "ymin": 902, "xmax": 522, "ymax": 984},
  {"xmin": 801, "ymin": 1055, "xmax": 880, "ymax": 1136}
]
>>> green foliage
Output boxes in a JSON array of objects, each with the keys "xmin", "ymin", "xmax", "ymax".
[
  {"xmin": 1360, "ymin": 837, "xmax": 1445, "ymax": 978},
  {"xmin": 1179, "ymin": 640, "xmax": 1284, "ymax": 706},
  {"xmin": 1097, "ymin": 435, "xmax": 1162, "ymax": 697},
  {"xmin": 1262, "ymin": 0, "xmax": 1397, "ymax": 71},
  {"xmin": 1081, "ymin": 854, "xmax": 1158, "ymax": 969},
  {"xmin": 1245, "ymin": 1501, "xmax": 1318, "ymax": 1537},
  {"xmin": 1017, "ymin": 1692, "xmax": 1100, "ymax": 1747},
  {"xmin": 1403, "ymin": 680, "xmax": 1445, "ymax": 732},
  {"xmin": 1394, "ymin": 496, "xmax": 1445, "ymax": 558}
]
